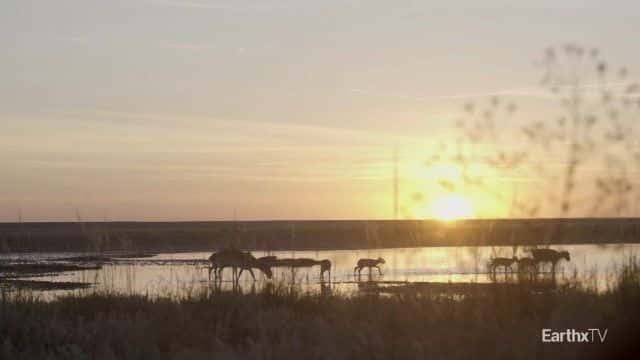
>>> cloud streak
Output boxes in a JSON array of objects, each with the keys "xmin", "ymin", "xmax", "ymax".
[
  {"xmin": 163, "ymin": 42, "xmax": 217, "ymax": 51},
  {"xmin": 144, "ymin": 0, "xmax": 298, "ymax": 13},
  {"xmin": 349, "ymin": 80, "xmax": 640, "ymax": 102}
]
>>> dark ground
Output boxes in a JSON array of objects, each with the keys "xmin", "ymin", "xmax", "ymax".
[
  {"xmin": 1, "ymin": 218, "xmax": 639, "ymax": 253},
  {"xmin": 1, "ymin": 271, "xmax": 639, "ymax": 360}
]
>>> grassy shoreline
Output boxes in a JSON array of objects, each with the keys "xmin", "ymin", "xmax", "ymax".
[{"xmin": 1, "ymin": 259, "xmax": 639, "ymax": 359}]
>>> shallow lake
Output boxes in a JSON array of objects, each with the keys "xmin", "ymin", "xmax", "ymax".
[{"xmin": 1, "ymin": 243, "xmax": 638, "ymax": 296}]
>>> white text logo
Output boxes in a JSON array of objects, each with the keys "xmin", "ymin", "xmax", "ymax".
[{"xmin": 541, "ymin": 328, "xmax": 607, "ymax": 343}]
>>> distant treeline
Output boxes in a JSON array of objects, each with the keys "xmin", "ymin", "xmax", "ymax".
[{"xmin": 0, "ymin": 218, "xmax": 639, "ymax": 253}]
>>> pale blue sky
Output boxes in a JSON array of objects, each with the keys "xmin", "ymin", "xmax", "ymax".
[{"xmin": 1, "ymin": 1, "xmax": 639, "ymax": 221}]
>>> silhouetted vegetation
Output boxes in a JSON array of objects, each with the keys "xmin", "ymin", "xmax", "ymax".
[
  {"xmin": 418, "ymin": 44, "xmax": 640, "ymax": 221},
  {"xmin": 1, "ymin": 257, "xmax": 639, "ymax": 359},
  {"xmin": 1, "ymin": 218, "xmax": 640, "ymax": 253}
]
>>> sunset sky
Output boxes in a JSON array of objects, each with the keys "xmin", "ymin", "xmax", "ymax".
[{"xmin": 1, "ymin": 1, "xmax": 639, "ymax": 221}]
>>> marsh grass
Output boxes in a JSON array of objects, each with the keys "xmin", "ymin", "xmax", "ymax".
[{"xmin": 1, "ymin": 259, "xmax": 639, "ymax": 360}]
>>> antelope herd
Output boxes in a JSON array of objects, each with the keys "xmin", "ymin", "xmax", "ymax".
[
  {"xmin": 488, "ymin": 248, "xmax": 571, "ymax": 276},
  {"xmin": 206, "ymin": 249, "xmax": 333, "ymax": 284},
  {"xmin": 205, "ymin": 248, "xmax": 571, "ymax": 284}
]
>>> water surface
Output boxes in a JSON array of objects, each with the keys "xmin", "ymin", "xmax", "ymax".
[{"xmin": 1, "ymin": 243, "xmax": 636, "ymax": 296}]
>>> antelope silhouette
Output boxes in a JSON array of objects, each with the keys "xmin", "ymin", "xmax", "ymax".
[
  {"xmin": 516, "ymin": 257, "xmax": 538, "ymax": 281},
  {"xmin": 517, "ymin": 257, "xmax": 537, "ymax": 271},
  {"xmin": 530, "ymin": 248, "xmax": 570, "ymax": 274},
  {"xmin": 488, "ymin": 256, "xmax": 518, "ymax": 274},
  {"xmin": 354, "ymin": 257, "xmax": 385, "ymax": 277},
  {"xmin": 208, "ymin": 249, "xmax": 273, "ymax": 283},
  {"xmin": 263, "ymin": 257, "xmax": 332, "ymax": 281}
]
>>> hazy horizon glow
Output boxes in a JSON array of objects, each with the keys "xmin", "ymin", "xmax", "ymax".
[{"xmin": 1, "ymin": 1, "xmax": 640, "ymax": 221}]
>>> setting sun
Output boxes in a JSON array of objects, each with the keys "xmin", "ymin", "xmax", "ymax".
[{"xmin": 428, "ymin": 195, "xmax": 474, "ymax": 221}]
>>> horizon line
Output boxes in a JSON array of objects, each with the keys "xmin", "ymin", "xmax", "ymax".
[{"xmin": 2, "ymin": 216, "xmax": 640, "ymax": 225}]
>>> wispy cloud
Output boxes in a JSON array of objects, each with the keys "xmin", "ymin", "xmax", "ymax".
[
  {"xmin": 163, "ymin": 41, "xmax": 217, "ymax": 51},
  {"xmin": 74, "ymin": 108, "xmax": 434, "ymax": 146},
  {"xmin": 348, "ymin": 86, "xmax": 551, "ymax": 102},
  {"xmin": 144, "ymin": 0, "xmax": 296, "ymax": 12},
  {"xmin": 349, "ymin": 80, "xmax": 640, "ymax": 102},
  {"xmin": 145, "ymin": 0, "xmax": 242, "ymax": 10}
]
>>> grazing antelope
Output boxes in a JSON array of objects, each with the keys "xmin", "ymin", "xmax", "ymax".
[
  {"xmin": 488, "ymin": 256, "xmax": 518, "ymax": 274},
  {"xmin": 208, "ymin": 249, "xmax": 273, "ymax": 282},
  {"xmin": 237, "ymin": 255, "xmax": 277, "ymax": 280},
  {"xmin": 265, "ymin": 258, "xmax": 332, "ymax": 281},
  {"xmin": 529, "ymin": 248, "xmax": 570, "ymax": 274},
  {"xmin": 354, "ymin": 257, "xmax": 385, "ymax": 277}
]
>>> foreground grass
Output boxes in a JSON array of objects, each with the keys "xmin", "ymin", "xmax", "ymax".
[{"xmin": 1, "ymin": 262, "xmax": 640, "ymax": 360}]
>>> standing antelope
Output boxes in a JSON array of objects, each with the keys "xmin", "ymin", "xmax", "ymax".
[
  {"xmin": 318, "ymin": 259, "xmax": 331, "ymax": 281},
  {"xmin": 354, "ymin": 257, "xmax": 385, "ymax": 277},
  {"xmin": 488, "ymin": 256, "xmax": 518, "ymax": 274},
  {"xmin": 516, "ymin": 257, "xmax": 538, "ymax": 280},
  {"xmin": 265, "ymin": 258, "xmax": 332, "ymax": 281},
  {"xmin": 208, "ymin": 249, "xmax": 273, "ymax": 283},
  {"xmin": 517, "ymin": 257, "xmax": 538, "ymax": 272},
  {"xmin": 529, "ymin": 248, "xmax": 570, "ymax": 274}
]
